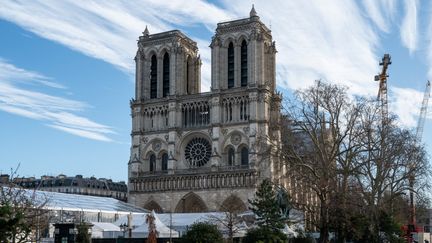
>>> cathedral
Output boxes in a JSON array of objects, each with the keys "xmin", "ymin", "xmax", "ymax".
[{"xmin": 128, "ymin": 6, "xmax": 283, "ymax": 213}]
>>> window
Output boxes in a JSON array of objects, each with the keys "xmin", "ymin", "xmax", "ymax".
[
  {"xmin": 150, "ymin": 55, "xmax": 157, "ymax": 98},
  {"xmin": 241, "ymin": 40, "xmax": 248, "ymax": 87},
  {"xmin": 162, "ymin": 153, "xmax": 168, "ymax": 171},
  {"xmin": 185, "ymin": 137, "xmax": 212, "ymax": 167},
  {"xmin": 149, "ymin": 154, "xmax": 156, "ymax": 172},
  {"xmin": 186, "ymin": 57, "xmax": 191, "ymax": 94},
  {"xmin": 228, "ymin": 147, "xmax": 235, "ymax": 166},
  {"xmin": 227, "ymin": 42, "xmax": 234, "ymax": 88},
  {"xmin": 163, "ymin": 53, "xmax": 170, "ymax": 97},
  {"xmin": 241, "ymin": 147, "xmax": 249, "ymax": 166}
]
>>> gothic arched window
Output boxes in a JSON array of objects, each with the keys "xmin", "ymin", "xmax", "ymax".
[
  {"xmin": 161, "ymin": 153, "xmax": 168, "ymax": 171},
  {"xmin": 241, "ymin": 40, "xmax": 248, "ymax": 87},
  {"xmin": 227, "ymin": 42, "xmax": 234, "ymax": 89},
  {"xmin": 186, "ymin": 56, "xmax": 191, "ymax": 94},
  {"xmin": 150, "ymin": 55, "xmax": 157, "ymax": 99},
  {"xmin": 241, "ymin": 147, "xmax": 249, "ymax": 166},
  {"xmin": 162, "ymin": 53, "xmax": 170, "ymax": 97},
  {"xmin": 228, "ymin": 147, "xmax": 235, "ymax": 166},
  {"xmin": 149, "ymin": 154, "xmax": 156, "ymax": 172}
]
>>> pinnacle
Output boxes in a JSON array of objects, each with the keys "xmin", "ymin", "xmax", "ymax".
[
  {"xmin": 250, "ymin": 4, "xmax": 257, "ymax": 17},
  {"xmin": 143, "ymin": 25, "xmax": 149, "ymax": 36}
]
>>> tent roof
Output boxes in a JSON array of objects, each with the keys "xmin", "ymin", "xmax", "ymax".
[{"xmin": 92, "ymin": 222, "xmax": 120, "ymax": 232}]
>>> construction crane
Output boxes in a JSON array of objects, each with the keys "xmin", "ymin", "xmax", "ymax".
[
  {"xmin": 408, "ymin": 80, "xmax": 431, "ymax": 230},
  {"xmin": 416, "ymin": 80, "xmax": 431, "ymax": 140},
  {"xmin": 374, "ymin": 54, "xmax": 392, "ymax": 123}
]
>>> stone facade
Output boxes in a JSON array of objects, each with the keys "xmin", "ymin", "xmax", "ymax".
[
  {"xmin": 128, "ymin": 7, "xmax": 283, "ymax": 213},
  {"xmin": 12, "ymin": 174, "xmax": 127, "ymax": 201}
]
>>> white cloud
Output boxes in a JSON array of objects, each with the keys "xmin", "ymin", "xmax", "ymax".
[
  {"xmin": 0, "ymin": 0, "xmax": 427, "ymax": 129},
  {"xmin": 389, "ymin": 87, "xmax": 423, "ymax": 128},
  {"xmin": 362, "ymin": 0, "xmax": 396, "ymax": 33},
  {"xmin": 400, "ymin": 0, "xmax": 418, "ymax": 54},
  {"xmin": 0, "ymin": 0, "xmax": 232, "ymax": 74},
  {"xmin": 0, "ymin": 59, "xmax": 114, "ymax": 142}
]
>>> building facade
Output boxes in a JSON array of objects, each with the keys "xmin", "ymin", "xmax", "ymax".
[
  {"xmin": 13, "ymin": 174, "xmax": 127, "ymax": 201},
  {"xmin": 128, "ymin": 7, "xmax": 283, "ymax": 213}
]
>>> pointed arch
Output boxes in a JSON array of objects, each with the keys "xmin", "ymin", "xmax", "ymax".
[
  {"xmin": 186, "ymin": 56, "xmax": 192, "ymax": 94},
  {"xmin": 162, "ymin": 52, "xmax": 170, "ymax": 97},
  {"xmin": 227, "ymin": 42, "xmax": 234, "ymax": 89},
  {"xmin": 161, "ymin": 152, "xmax": 168, "ymax": 171},
  {"xmin": 149, "ymin": 153, "xmax": 156, "ymax": 172},
  {"xmin": 240, "ymin": 146, "xmax": 249, "ymax": 166},
  {"xmin": 220, "ymin": 195, "xmax": 247, "ymax": 213},
  {"xmin": 144, "ymin": 200, "xmax": 163, "ymax": 213},
  {"xmin": 150, "ymin": 54, "xmax": 157, "ymax": 99},
  {"xmin": 175, "ymin": 192, "xmax": 208, "ymax": 213},
  {"xmin": 240, "ymin": 40, "xmax": 248, "ymax": 87},
  {"xmin": 228, "ymin": 147, "xmax": 235, "ymax": 166}
]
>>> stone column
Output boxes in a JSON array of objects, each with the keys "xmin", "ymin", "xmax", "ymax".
[
  {"xmin": 234, "ymin": 43, "xmax": 241, "ymax": 87},
  {"xmin": 210, "ymin": 37, "xmax": 221, "ymax": 91},
  {"xmin": 157, "ymin": 56, "xmax": 163, "ymax": 98},
  {"xmin": 195, "ymin": 56, "xmax": 202, "ymax": 93},
  {"xmin": 142, "ymin": 59, "xmax": 150, "ymax": 100},
  {"xmin": 248, "ymin": 38, "xmax": 257, "ymax": 87},
  {"xmin": 135, "ymin": 52, "xmax": 142, "ymax": 100},
  {"xmin": 170, "ymin": 51, "xmax": 176, "ymax": 95},
  {"xmin": 220, "ymin": 47, "xmax": 228, "ymax": 89}
]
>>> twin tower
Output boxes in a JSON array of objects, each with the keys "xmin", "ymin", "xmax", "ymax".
[{"xmin": 128, "ymin": 7, "xmax": 283, "ymax": 213}]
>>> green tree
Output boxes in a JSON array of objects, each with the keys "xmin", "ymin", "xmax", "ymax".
[
  {"xmin": 182, "ymin": 222, "xmax": 223, "ymax": 243},
  {"xmin": 243, "ymin": 227, "xmax": 287, "ymax": 243},
  {"xmin": 248, "ymin": 179, "xmax": 285, "ymax": 231},
  {"xmin": 246, "ymin": 179, "xmax": 287, "ymax": 242}
]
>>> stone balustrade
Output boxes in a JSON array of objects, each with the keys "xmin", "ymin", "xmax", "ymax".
[{"xmin": 129, "ymin": 167, "xmax": 257, "ymax": 193}]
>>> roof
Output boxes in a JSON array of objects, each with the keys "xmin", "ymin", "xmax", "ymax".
[
  {"xmin": 26, "ymin": 189, "xmax": 147, "ymax": 213},
  {"xmin": 92, "ymin": 222, "xmax": 121, "ymax": 232}
]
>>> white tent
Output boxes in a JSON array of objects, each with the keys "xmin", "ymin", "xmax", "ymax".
[
  {"xmin": 91, "ymin": 222, "xmax": 122, "ymax": 238},
  {"xmin": 114, "ymin": 211, "xmax": 179, "ymax": 238},
  {"xmin": 133, "ymin": 211, "xmax": 179, "ymax": 238}
]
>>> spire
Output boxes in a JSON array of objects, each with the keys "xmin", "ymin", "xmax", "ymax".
[
  {"xmin": 143, "ymin": 25, "xmax": 149, "ymax": 36},
  {"xmin": 250, "ymin": 4, "xmax": 257, "ymax": 17}
]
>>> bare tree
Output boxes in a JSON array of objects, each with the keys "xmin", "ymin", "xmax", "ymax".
[
  {"xmin": 278, "ymin": 81, "xmax": 368, "ymax": 243},
  {"xmin": 272, "ymin": 81, "xmax": 430, "ymax": 243},
  {"xmin": 353, "ymin": 104, "xmax": 431, "ymax": 241},
  {"xmin": 0, "ymin": 166, "xmax": 49, "ymax": 243},
  {"xmin": 207, "ymin": 194, "xmax": 247, "ymax": 243}
]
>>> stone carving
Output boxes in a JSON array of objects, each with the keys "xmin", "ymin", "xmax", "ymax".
[
  {"xmin": 152, "ymin": 141, "xmax": 161, "ymax": 152},
  {"xmin": 243, "ymin": 127, "xmax": 250, "ymax": 134},
  {"xmin": 164, "ymin": 135, "xmax": 169, "ymax": 142},
  {"xmin": 230, "ymin": 133, "xmax": 242, "ymax": 145},
  {"xmin": 142, "ymin": 137, "xmax": 149, "ymax": 144}
]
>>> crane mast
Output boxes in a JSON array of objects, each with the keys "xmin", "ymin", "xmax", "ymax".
[
  {"xmin": 375, "ymin": 54, "xmax": 392, "ymax": 123},
  {"xmin": 409, "ymin": 80, "xmax": 431, "ymax": 228},
  {"xmin": 416, "ymin": 80, "xmax": 431, "ymax": 140}
]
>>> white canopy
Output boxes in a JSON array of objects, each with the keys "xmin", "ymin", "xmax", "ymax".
[
  {"xmin": 114, "ymin": 211, "xmax": 179, "ymax": 238},
  {"xmin": 91, "ymin": 222, "xmax": 122, "ymax": 238}
]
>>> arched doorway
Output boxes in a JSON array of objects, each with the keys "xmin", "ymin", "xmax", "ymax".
[
  {"xmin": 220, "ymin": 195, "xmax": 247, "ymax": 213},
  {"xmin": 175, "ymin": 192, "xmax": 208, "ymax": 213},
  {"xmin": 144, "ymin": 200, "xmax": 163, "ymax": 213}
]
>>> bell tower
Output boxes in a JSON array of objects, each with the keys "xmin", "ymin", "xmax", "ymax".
[
  {"xmin": 134, "ymin": 27, "xmax": 201, "ymax": 100},
  {"xmin": 210, "ymin": 5, "xmax": 276, "ymax": 91}
]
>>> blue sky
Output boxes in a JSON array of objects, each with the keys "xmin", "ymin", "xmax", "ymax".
[{"xmin": 0, "ymin": 0, "xmax": 431, "ymax": 182}]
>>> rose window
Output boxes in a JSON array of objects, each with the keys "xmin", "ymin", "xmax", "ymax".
[{"xmin": 185, "ymin": 137, "xmax": 212, "ymax": 167}]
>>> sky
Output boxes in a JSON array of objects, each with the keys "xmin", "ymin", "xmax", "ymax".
[{"xmin": 0, "ymin": 0, "xmax": 431, "ymax": 182}]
